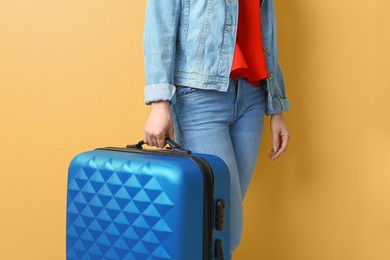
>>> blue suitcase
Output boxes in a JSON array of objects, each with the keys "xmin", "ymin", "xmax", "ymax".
[{"xmin": 66, "ymin": 140, "xmax": 230, "ymax": 259}]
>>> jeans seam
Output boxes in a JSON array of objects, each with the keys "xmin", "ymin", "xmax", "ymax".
[
  {"xmin": 232, "ymin": 78, "xmax": 239, "ymax": 124},
  {"xmin": 172, "ymin": 104, "xmax": 187, "ymax": 148}
]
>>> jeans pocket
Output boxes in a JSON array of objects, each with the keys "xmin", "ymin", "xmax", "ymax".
[{"xmin": 175, "ymin": 86, "xmax": 199, "ymax": 99}]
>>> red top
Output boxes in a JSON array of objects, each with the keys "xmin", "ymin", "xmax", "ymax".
[{"xmin": 230, "ymin": 0, "xmax": 268, "ymax": 87}]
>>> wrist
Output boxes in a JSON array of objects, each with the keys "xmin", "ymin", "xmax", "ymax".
[
  {"xmin": 271, "ymin": 113, "xmax": 283, "ymax": 118},
  {"xmin": 150, "ymin": 100, "xmax": 170, "ymax": 109}
]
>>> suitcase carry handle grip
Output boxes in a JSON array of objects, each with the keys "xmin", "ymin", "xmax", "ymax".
[{"xmin": 126, "ymin": 139, "xmax": 191, "ymax": 154}]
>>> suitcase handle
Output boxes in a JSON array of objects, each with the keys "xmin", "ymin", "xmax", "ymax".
[{"xmin": 126, "ymin": 138, "xmax": 191, "ymax": 154}]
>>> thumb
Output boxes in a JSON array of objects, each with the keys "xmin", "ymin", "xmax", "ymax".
[
  {"xmin": 269, "ymin": 132, "xmax": 280, "ymax": 161},
  {"xmin": 272, "ymin": 131, "xmax": 280, "ymax": 153},
  {"xmin": 167, "ymin": 126, "xmax": 174, "ymax": 141}
]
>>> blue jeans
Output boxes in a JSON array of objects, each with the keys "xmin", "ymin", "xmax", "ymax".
[{"xmin": 171, "ymin": 78, "xmax": 266, "ymax": 253}]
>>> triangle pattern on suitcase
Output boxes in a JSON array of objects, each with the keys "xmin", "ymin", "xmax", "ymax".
[{"xmin": 67, "ymin": 154, "xmax": 175, "ymax": 259}]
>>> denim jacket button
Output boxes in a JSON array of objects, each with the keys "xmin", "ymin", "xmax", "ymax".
[
  {"xmin": 268, "ymin": 74, "xmax": 273, "ymax": 80},
  {"xmin": 263, "ymin": 46, "xmax": 269, "ymax": 52}
]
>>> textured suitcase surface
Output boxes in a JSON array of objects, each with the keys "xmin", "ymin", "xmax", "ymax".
[{"xmin": 66, "ymin": 145, "xmax": 230, "ymax": 260}]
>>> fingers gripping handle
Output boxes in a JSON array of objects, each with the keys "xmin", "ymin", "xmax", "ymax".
[{"xmin": 126, "ymin": 138, "xmax": 191, "ymax": 154}]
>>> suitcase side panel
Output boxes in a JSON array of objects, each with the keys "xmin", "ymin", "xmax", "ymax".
[
  {"xmin": 66, "ymin": 150, "xmax": 205, "ymax": 260},
  {"xmin": 195, "ymin": 153, "xmax": 231, "ymax": 258}
]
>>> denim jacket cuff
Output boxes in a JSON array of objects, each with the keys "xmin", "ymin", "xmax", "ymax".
[
  {"xmin": 265, "ymin": 97, "xmax": 290, "ymax": 115},
  {"xmin": 144, "ymin": 84, "xmax": 176, "ymax": 105}
]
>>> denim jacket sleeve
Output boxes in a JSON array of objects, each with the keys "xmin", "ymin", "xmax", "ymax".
[
  {"xmin": 143, "ymin": 0, "xmax": 180, "ymax": 105},
  {"xmin": 263, "ymin": 64, "xmax": 290, "ymax": 115},
  {"xmin": 261, "ymin": 0, "xmax": 290, "ymax": 115}
]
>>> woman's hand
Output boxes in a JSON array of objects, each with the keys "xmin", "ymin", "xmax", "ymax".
[
  {"xmin": 269, "ymin": 113, "xmax": 290, "ymax": 161},
  {"xmin": 143, "ymin": 101, "xmax": 174, "ymax": 148}
]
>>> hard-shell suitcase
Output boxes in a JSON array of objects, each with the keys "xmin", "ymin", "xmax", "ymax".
[{"xmin": 66, "ymin": 140, "xmax": 230, "ymax": 260}]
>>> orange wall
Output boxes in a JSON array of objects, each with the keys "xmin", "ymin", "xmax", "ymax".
[{"xmin": 1, "ymin": 1, "xmax": 389, "ymax": 259}]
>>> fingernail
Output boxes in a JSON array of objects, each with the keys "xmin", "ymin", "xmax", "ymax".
[{"xmin": 273, "ymin": 146, "xmax": 277, "ymax": 152}]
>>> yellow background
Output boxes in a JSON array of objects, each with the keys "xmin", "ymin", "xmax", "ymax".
[{"xmin": 1, "ymin": 0, "xmax": 389, "ymax": 259}]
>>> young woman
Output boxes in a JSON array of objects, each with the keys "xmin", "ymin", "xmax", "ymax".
[{"xmin": 142, "ymin": 0, "xmax": 290, "ymax": 257}]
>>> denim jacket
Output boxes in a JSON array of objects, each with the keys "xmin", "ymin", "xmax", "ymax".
[{"xmin": 143, "ymin": 0, "xmax": 290, "ymax": 115}]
